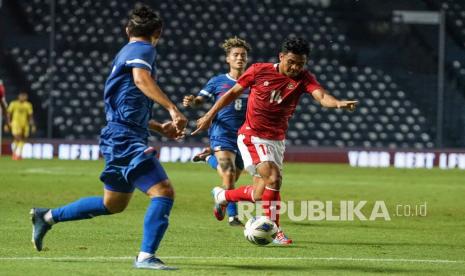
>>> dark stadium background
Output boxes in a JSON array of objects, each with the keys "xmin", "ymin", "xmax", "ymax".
[{"xmin": 0, "ymin": 0, "xmax": 464, "ymax": 167}]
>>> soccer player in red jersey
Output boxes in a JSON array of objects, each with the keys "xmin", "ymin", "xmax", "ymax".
[{"xmin": 193, "ymin": 37, "xmax": 357, "ymax": 245}]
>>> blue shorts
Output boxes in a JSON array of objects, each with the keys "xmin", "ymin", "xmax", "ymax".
[
  {"xmin": 210, "ymin": 135, "xmax": 244, "ymax": 170},
  {"xmin": 99, "ymin": 124, "xmax": 168, "ymax": 193}
]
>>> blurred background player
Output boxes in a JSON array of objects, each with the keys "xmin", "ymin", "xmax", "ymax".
[
  {"xmin": 6, "ymin": 91, "xmax": 34, "ymax": 160},
  {"xmin": 0, "ymin": 80, "xmax": 10, "ymax": 130},
  {"xmin": 193, "ymin": 37, "xmax": 358, "ymax": 245},
  {"xmin": 183, "ymin": 37, "xmax": 251, "ymax": 226},
  {"xmin": 0, "ymin": 79, "xmax": 10, "ymax": 156},
  {"xmin": 30, "ymin": 6, "xmax": 187, "ymax": 270}
]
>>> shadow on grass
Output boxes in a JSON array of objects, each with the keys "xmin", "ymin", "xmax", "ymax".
[
  {"xmin": 48, "ymin": 259, "xmax": 442, "ymax": 274},
  {"xmin": 178, "ymin": 262, "xmax": 435, "ymax": 274},
  {"xmin": 295, "ymin": 240, "xmax": 461, "ymax": 248},
  {"xmin": 286, "ymin": 221, "xmax": 416, "ymax": 230}
]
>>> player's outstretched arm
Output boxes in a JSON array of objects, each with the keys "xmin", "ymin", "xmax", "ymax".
[
  {"xmin": 191, "ymin": 83, "xmax": 244, "ymax": 135},
  {"xmin": 312, "ymin": 88, "xmax": 358, "ymax": 111},
  {"xmin": 133, "ymin": 68, "xmax": 187, "ymax": 131},
  {"xmin": 183, "ymin": 95, "xmax": 204, "ymax": 108}
]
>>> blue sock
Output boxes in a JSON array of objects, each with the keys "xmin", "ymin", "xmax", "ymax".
[
  {"xmin": 207, "ymin": 155, "xmax": 218, "ymax": 170},
  {"xmin": 227, "ymin": 202, "xmax": 238, "ymax": 217},
  {"xmin": 51, "ymin": 196, "xmax": 110, "ymax": 223},
  {"xmin": 140, "ymin": 197, "xmax": 173, "ymax": 254}
]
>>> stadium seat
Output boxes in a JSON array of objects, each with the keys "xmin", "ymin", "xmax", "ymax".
[{"xmin": 9, "ymin": 0, "xmax": 434, "ymax": 148}]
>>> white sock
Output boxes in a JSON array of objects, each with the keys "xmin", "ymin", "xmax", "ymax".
[
  {"xmin": 137, "ymin": 252, "xmax": 154, "ymax": 262},
  {"xmin": 44, "ymin": 210, "xmax": 56, "ymax": 225}
]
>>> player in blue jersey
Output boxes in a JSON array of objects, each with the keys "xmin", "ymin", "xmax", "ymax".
[
  {"xmin": 183, "ymin": 37, "xmax": 251, "ymax": 226},
  {"xmin": 30, "ymin": 6, "xmax": 187, "ymax": 270}
]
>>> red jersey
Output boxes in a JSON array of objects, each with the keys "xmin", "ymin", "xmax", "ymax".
[
  {"xmin": 0, "ymin": 83, "xmax": 4, "ymax": 98},
  {"xmin": 236, "ymin": 63, "xmax": 322, "ymax": 140}
]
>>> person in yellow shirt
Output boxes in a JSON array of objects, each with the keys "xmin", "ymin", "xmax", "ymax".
[{"xmin": 6, "ymin": 92, "xmax": 35, "ymax": 160}]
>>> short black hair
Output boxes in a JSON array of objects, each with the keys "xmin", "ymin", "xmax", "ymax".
[
  {"xmin": 127, "ymin": 5, "xmax": 163, "ymax": 38},
  {"xmin": 280, "ymin": 37, "xmax": 310, "ymax": 56}
]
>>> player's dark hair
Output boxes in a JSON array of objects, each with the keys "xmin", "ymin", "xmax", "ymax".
[
  {"xmin": 222, "ymin": 36, "xmax": 251, "ymax": 55},
  {"xmin": 127, "ymin": 5, "xmax": 163, "ymax": 38},
  {"xmin": 280, "ymin": 37, "xmax": 310, "ymax": 56}
]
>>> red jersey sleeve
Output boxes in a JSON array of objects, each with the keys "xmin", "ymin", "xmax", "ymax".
[
  {"xmin": 303, "ymin": 71, "xmax": 322, "ymax": 93},
  {"xmin": 0, "ymin": 84, "xmax": 4, "ymax": 98},
  {"xmin": 237, "ymin": 63, "xmax": 256, "ymax": 88}
]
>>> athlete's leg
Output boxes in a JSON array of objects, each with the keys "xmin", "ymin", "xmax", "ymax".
[
  {"xmin": 17, "ymin": 125, "xmax": 30, "ymax": 159},
  {"xmin": 207, "ymin": 154, "xmax": 218, "ymax": 169},
  {"xmin": 137, "ymin": 180, "xmax": 174, "ymax": 260},
  {"xmin": 192, "ymin": 146, "xmax": 212, "ymax": 163},
  {"xmin": 103, "ymin": 190, "xmax": 133, "ymax": 213},
  {"xmin": 255, "ymin": 161, "xmax": 282, "ymax": 225},
  {"xmin": 11, "ymin": 133, "xmax": 22, "ymax": 160},
  {"xmin": 49, "ymin": 190, "xmax": 129, "ymax": 223},
  {"xmin": 214, "ymin": 150, "xmax": 240, "ymax": 221},
  {"xmin": 254, "ymin": 161, "xmax": 281, "ymax": 200},
  {"xmin": 131, "ymin": 158, "xmax": 175, "ymax": 270},
  {"xmin": 219, "ymin": 161, "xmax": 277, "ymax": 202},
  {"xmin": 30, "ymin": 189, "xmax": 130, "ymax": 251},
  {"xmin": 235, "ymin": 169, "xmax": 243, "ymax": 182},
  {"xmin": 214, "ymin": 150, "xmax": 242, "ymax": 226},
  {"xmin": 214, "ymin": 150, "xmax": 237, "ymax": 189}
]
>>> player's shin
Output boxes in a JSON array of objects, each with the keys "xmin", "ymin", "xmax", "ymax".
[
  {"xmin": 261, "ymin": 187, "xmax": 281, "ymax": 226},
  {"xmin": 49, "ymin": 196, "xmax": 111, "ymax": 223},
  {"xmin": 17, "ymin": 141, "xmax": 25, "ymax": 157},
  {"xmin": 138, "ymin": 196, "xmax": 173, "ymax": 261},
  {"xmin": 225, "ymin": 185, "xmax": 255, "ymax": 202}
]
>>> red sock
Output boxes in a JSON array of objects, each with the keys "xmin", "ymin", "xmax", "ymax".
[
  {"xmin": 261, "ymin": 187, "xmax": 280, "ymax": 226},
  {"xmin": 275, "ymin": 192, "xmax": 281, "ymax": 227},
  {"xmin": 225, "ymin": 185, "xmax": 255, "ymax": 202}
]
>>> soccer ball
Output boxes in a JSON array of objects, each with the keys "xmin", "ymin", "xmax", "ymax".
[{"xmin": 243, "ymin": 216, "xmax": 278, "ymax": 245}]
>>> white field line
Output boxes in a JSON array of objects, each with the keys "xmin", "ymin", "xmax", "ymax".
[{"xmin": 0, "ymin": 256, "xmax": 463, "ymax": 264}]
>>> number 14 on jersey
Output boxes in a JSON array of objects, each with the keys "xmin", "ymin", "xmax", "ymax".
[{"xmin": 270, "ymin": 90, "xmax": 283, "ymax": 104}]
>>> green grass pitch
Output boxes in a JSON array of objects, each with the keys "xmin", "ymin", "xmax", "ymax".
[{"xmin": 0, "ymin": 157, "xmax": 464, "ymax": 275}]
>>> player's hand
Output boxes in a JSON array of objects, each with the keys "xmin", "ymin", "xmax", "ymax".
[
  {"xmin": 170, "ymin": 110, "xmax": 188, "ymax": 133},
  {"xmin": 183, "ymin": 95, "xmax": 195, "ymax": 107},
  {"xmin": 160, "ymin": 121, "xmax": 185, "ymax": 140},
  {"xmin": 31, "ymin": 125, "xmax": 37, "ymax": 134},
  {"xmin": 191, "ymin": 115, "xmax": 212, "ymax": 135},
  {"xmin": 3, "ymin": 124, "xmax": 9, "ymax": 133},
  {"xmin": 337, "ymin": 100, "xmax": 358, "ymax": 112}
]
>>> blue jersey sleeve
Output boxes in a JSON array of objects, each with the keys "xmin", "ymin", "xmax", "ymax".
[
  {"xmin": 198, "ymin": 77, "xmax": 218, "ymax": 100},
  {"xmin": 124, "ymin": 45, "xmax": 156, "ymax": 71}
]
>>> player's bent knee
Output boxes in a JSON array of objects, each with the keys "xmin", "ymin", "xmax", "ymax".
[
  {"xmin": 104, "ymin": 201, "xmax": 129, "ymax": 214},
  {"xmin": 252, "ymin": 186, "xmax": 266, "ymax": 201},
  {"xmin": 265, "ymin": 175, "xmax": 282, "ymax": 190},
  {"xmin": 103, "ymin": 190, "xmax": 132, "ymax": 214},
  {"xmin": 253, "ymin": 192, "xmax": 263, "ymax": 201},
  {"xmin": 219, "ymin": 158, "xmax": 236, "ymax": 174},
  {"xmin": 146, "ymin": 179, "xmax": 175, "ymax": 199}
]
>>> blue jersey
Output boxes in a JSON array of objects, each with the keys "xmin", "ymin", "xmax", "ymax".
[
  {"xmin": 99, "ymin": 41, "xmax": 168, "ymax": 193},
  {"xmin": 198, "ymin": 74, "xmax": 249, "ymax": 137},
  {"xmin": 103, "ymin": 41, "xmax": 157, "ymax": 136}
]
